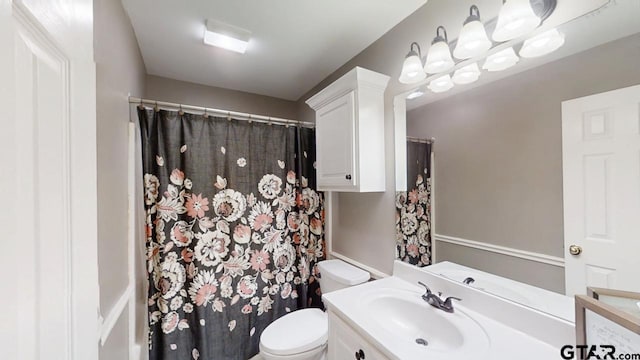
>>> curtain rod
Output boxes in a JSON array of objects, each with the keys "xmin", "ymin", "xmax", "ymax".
[
  {"xmin": 407, "ymin": 136, "xmax": 435, "ymax": 144},
  {"xmin": 128, "ymin": 96, "xmax": 315, "ymax": 127}
]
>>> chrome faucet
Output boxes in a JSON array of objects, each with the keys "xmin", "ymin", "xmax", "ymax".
[{"xmin": 418, "ymin": 282, "xmax": 461, "ymax": 313}]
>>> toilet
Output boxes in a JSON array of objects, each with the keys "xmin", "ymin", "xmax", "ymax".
[{"xmin": 259, "ymin": 259, "xmax": 370, "ymax": 360}]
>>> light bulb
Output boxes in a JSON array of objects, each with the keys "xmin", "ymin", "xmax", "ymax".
[
  {"xmin": 483, "ymin": 47, "xmax": 519, "ymax": 72},
  {"xmin": 520, "ymin": 28, "xmax": 565, "ymax": 58},
  {"xmin": 454, "ymin": 6, "xmax": 492, "ymax": 60},
  {"xmin": 493, "ymin": 0, "xmax": 541, "ymax": 42},
  {"xmin": 452, "ymin": 63, "xmax": 481, "ymax": 85},
  {"xmin": 425, "ymin": 26, "xmax": 454, "ymax": 74}
]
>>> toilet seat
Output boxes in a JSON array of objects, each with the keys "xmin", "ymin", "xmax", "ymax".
[{"xmin": 260, "ymin": 308, "xmax": 328, "ymax": 356}]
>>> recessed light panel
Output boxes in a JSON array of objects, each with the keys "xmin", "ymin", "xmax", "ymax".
[{"xmin": 204, "ymin": 19, "xmax": 251, "ymax": 54}]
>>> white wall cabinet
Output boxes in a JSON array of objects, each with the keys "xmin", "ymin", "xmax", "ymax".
[
  {"xmin": 306, "ymin": 67, "xmax": 390, "ymax": 192},
  {"xmin": 328, "ymin": 311, "xmax": 388, "ymax": 360}
]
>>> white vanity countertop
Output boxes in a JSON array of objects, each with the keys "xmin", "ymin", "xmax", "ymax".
[
  {"xmin": 425, "ymin": 261, "xmax": 575, "ymax": 322},
  {"xmin": 323, "ymin": 276, "xmax": 562, "ymax": 360}
]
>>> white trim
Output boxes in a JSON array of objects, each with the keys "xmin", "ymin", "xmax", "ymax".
[
  {"xmin": 324, "ymin": 192, "xmax": 333, "ymax": 256},
  {"xmin": 433, "ymin": 234, "xmax": 565, "ymax": 268},
  {"xmin": 128, "ymin": 122, "xmax": 138, "ymax": 360},
  {"xmin": 99, "ymin": 284, "xmax": 134, "ymax": 346},
  {"xmin": 329, "ymin": 252, "xmax": 390, "ymax": 279},
  {"xmin": 430, "ymin": 150, "xmax": 436, "ymax": 264}
]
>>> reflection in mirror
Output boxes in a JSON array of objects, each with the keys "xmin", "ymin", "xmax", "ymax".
[
  {"xmin": 393, "ymin": 0, "xmax": 640, "ymax": 322},
  {"xmin": 395, "ymin": 138, "xmax": 433, "ymax": 267}
]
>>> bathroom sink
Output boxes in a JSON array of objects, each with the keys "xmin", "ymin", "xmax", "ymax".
[{"xmin": 360, "ymin": 288, "xmax": 490, "ymax": 359}]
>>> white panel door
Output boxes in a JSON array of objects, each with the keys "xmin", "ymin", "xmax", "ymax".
[
  {"xmin": 0, "ymin": 1, "xmax": 99, "ymax": 359},
  {"xmin": 316, "ymin": 91, "xmax": 357, "ymax": 190},
  {"xmin": 562, "ymin": 84, "xmax": 640, "ymax": 297}
]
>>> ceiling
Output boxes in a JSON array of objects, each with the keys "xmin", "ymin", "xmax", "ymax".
[
  {"xmin": 406, "ymin": 0, "xmax": 640, "ymax": 110},
  {"xmin": 122, "ymin": 0, "xmax": 427, "ymax": 101}
]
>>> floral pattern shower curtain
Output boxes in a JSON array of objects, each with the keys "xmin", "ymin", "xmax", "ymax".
[
  {"xmin": 138, "ymin": 108, "xmax": 324, "ymax": 360},
  {"xmin": 395, "ymin": 140, "xmax": 432, "ymax": 267}
]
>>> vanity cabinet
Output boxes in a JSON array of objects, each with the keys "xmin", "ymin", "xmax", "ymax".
[
  {"xmin": 306, "ymin": 67, "xmax": 390, "ymax": 192},
  {"xmin": 328, "ymin": 311, "xmax": 388, "ymax": 360}
]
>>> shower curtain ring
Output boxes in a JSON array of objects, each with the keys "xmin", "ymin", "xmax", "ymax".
[
  {"xmin": 154, "ymin": 101, "xmax": 159, "ymax": 112},
  {"xmin": 203, "ymin": 108, "xmax": 209, "ymax": 119},
  {"xmin": 268, "ymin": 117, "xmax": 272, "ymax": 126},
  {"xmin": 227, "ymin": 112, "xmax": 232, "ymax": 121},
  {"xmin": 248, "ymin": 114, "xmax": 252, "ymax": 124},
  {"xmin": 179, "ymin": 104, "xmax": 184, "ymax": 116}
]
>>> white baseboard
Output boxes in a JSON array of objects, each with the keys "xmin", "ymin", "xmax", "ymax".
[
  {"xmin": 433, "ymin": 234, "xmax": 565, "ymax": 268},
  {"xmin": 329, "ymin": 252, "xmax": 390, "ymax": 279}
]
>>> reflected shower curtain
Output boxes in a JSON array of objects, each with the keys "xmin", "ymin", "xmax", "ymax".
[
  {"xmin": 395, "ymin": 140, "xmax": 432, "ymax": 267},
  {"xmin": 138, "ymin": 108, "xmax": 325, "ymax": 360}
]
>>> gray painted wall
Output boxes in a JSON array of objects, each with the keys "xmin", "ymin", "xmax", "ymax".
[
  {"xmin": 94, "ymin": 0, "xmax": 146, "ymax": 355},
  {"xmin": 146, "ymin": 75, "xmax": 299, "ymax": 120},
  {"xmin": 408, "ymin": 34, "xmax": 640, "ymax": 292}
]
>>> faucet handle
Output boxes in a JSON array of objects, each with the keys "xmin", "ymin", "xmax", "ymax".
[
  {"xmin": 443, "ymin": 296, "xmax": 462, "ymax": 307},
  {"xmin": 417, "ymin": 281, "xmax": 432, "ymax": 296}
]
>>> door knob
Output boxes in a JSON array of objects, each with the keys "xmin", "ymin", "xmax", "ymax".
[{"xmin": 569, "ymin": 244, "xmax": 582, "ymax": 256}]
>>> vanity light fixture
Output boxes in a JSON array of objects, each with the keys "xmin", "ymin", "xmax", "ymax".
[
  {"xmin": 453, "ymin": 5, "xmax": 492, "ymax": 60},
  {"xmin": 399, "ymin": 42, "xmax": 426, "ymax": 84},
  {"xmin": 492, "ymin": 0, "xmax": 541, "ymax": 42},
  {"xmin": 452, "ymin": 62, "xmax": 481, "ymax": 85},
  {"xmin": 428, "ymin": 74, "xmax": 454, "ymax": 93},
  {"xmin": 406, "ymin": 89, "xmax": 425, "ymax": 100},
  {"xmin": 519, "ymin": 28, "xmax": 565, "ymax": 58},
  {"xmin": 424, "ymin": 26, "xmax": 455, "ymax": 74},
  {"xmin": 482, "ymin": 47, "xmax": 519, "ymax": 72},
  {"xmin": 204, "ymin": 19, "xmax": 251, "ymax": 54}
]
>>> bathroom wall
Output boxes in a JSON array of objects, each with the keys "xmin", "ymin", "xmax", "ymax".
[
  {"xmin": 146, "ymin": 75, "xmax": 299, "ymax": 120},
  {"xmin": 94, "ymin": 0, "xmax": 146, "ymax": 356},
  {"xmin": 297, "ymin": 0, "xmax": 640, "ymax": 290},
  {"xmin": 407, "ymin": 34, "xmax": 640, "ymax": 292}
]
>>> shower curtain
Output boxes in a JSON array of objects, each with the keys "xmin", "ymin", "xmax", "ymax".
[
  {"xmin": 395, "ymin": 140, "xmax": 432, "ymax": 267},
  {"xmin": 138, "ymin": 108, "xmax": 325, "ymax": 360}
]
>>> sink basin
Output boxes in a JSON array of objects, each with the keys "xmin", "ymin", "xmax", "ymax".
[
  {"xmin": 361, "ymin": 288, "xmax": 490, "ymax": 359},
  {"xmin": 367, "ymin": 295, "xmax": 464, "ymax": 351}
]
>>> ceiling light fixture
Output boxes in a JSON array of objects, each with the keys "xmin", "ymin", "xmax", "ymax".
[
  {"xmin": 519, "ymin": 28, "xmax": 565, "ymax": 58},
  {"xmin": 424, "ymin": 26, "xmax": 455, "ymax": 74},
  {"xmin": 428, "ymin": 74, "xmax": 454, "ymax": 93},
  {"xmin": 406, "ymin": 89, "xmax": 425, "ymax": 100},
  {"xmin": 452, "ymin": 62, "xmax": 481, "ymax": 85},
  {"xmin": 493, "ymin": 0, "xmax": 541, "ymax": 42},
  {"xmin": 483, "ymin": 47, "xmax": 519, "ymax": 72},
  {"xmin": 204, "ymin": 19, "xmax": 251, "ymax": 54},
  {"xmin": 399, "ymin": 42, "xmax": 426, "ymax": 84},
  {"xmin": 453, "ymin": 5, "xmax": 492, "ymax": 60}
]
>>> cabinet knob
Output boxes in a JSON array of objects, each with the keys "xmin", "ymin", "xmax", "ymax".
[
  {"xmin": 355, "ymin": 349, "xmax": 365, "ymax": 359},
  {"xmin": 345, "ymin": 174, "xmax": 352, "ymax": 180}
]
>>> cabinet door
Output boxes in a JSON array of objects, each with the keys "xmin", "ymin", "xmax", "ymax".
[
  {"xmin": 315, "ymin": 91, "xmax": 357, "ymax": 190},
  {"xmin": 328, "ymin": 312, "xmax": 388, "ymax": 360}
]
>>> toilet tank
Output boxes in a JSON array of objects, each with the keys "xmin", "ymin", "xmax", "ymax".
[{"xmin": 317, "ymin": 259, "xmax": 370, "ymax": 294}]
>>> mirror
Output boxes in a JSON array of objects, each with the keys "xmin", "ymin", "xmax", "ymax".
[{"xmin": 394, "ymin": 0, "xmax": 640, "ymax": 323}]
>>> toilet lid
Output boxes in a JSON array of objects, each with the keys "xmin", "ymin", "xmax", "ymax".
[{"xmin": 260, "ymin": 308, "xmax": 328, "ymax": 356}]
